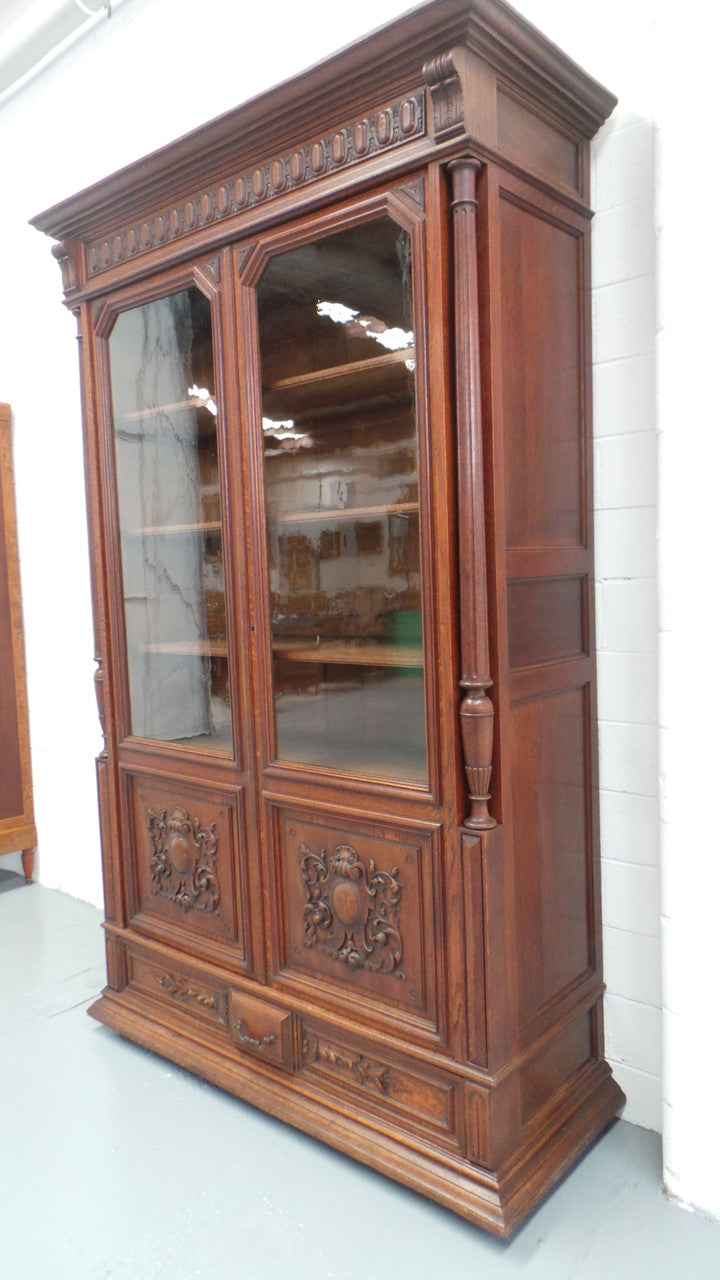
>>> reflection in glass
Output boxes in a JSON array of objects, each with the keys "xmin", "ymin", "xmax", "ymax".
[
  {"xmin": 257, "ymin": 217, "xmax": 428, "ymax": 783},
  {"xmin": 109, "ymin": 287, "xmax": 232, "ymax": 750}
]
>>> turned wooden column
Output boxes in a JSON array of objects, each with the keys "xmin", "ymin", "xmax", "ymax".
[{"xmin": 449, "ymin": 159, "xmax": 496, "ymax": 832}]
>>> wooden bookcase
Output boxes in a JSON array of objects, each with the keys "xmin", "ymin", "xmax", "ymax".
[
  {"xmin": 32, "ymin": 0, "xmax": 623, "ymax": 1234},
  {"xmin": 0, "ymin": 403, "xmax": 36, "ymax": 882}
]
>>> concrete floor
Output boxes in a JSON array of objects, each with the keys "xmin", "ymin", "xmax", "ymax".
[{"xmin": 2, "ymin": 868, "xmax": 719, "ymax": 1280}]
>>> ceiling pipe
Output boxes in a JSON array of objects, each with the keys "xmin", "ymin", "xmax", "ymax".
[{"xmin": 0, "ymin": 0, "xmax": 114, "ymax": 103}]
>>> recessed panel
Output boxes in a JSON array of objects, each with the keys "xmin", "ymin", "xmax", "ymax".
[
  {"xmin": 301, "ymin": 1022, "xmax": 457, "ymax": 1146},
  {"xmin": 497, "ymin": 91, "xmax": 580, "ymax": 193},
  {"xmin": 128, "ymin": 775, "xmax": 246, "ymax": 954},
  {"xmin": 500, "ymin": 197, "xmax": 584, "ymax": 549},
  {"xmin": 274, "ymin": 808, "xmax": 437, "ymax": 1027},
  {"xmin": 507, "ymin": 576, "xmax": 585, "ymax": 670},
  {"xmin": 511, "ymin": 686, "xmax": 592, "ymax": 1032}
]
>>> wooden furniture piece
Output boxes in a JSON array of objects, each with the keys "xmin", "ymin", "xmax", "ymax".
[
  {"xmin": 0, "ymin": 403, "xmax": 37, "ymax": 882},
  {"xmin": 32, "ymin": 0, "xmax": 623, "ymax": 1234}
]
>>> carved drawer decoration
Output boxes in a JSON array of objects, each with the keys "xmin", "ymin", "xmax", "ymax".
[
  {"xmin": 275, "ymin": 809, "xmax": 439, "ymax": 1027},
  {"xmin": 126, "ymin": 947, "xmax": 229, "ymax": 1031},
  {"xmin": 302, "ymin": 1026, "xmax": 457, "ymax": 1145},
  {"xmin": 128, "ymin": 776, "xmax": 245, "ymax": 950}
]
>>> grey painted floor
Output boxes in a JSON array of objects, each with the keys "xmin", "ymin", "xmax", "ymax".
[{"xmin": 2, "ymin": 869, "xmax": 719, "ymax": 1280}]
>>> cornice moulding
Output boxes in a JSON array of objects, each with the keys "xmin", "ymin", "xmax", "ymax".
[{"xmin": 31, "ymin": 0, "xmax": 616, "ymax": 245}]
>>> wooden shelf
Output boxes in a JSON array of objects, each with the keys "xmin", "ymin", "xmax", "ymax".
[
  {"xmin": 263, "ymin": 348, "xmax": 415, "ymax": 419},
  {"xmin": 143, "ymin": 640, "xmax": 228, "ymax": 657},
  {"xmin": 272, "ymin": 638, "xmax": 423, "ymax": 668},
  {"xmin": 121, "ymin": 397, "xmax": 216, "ymax": 423},
  {"xmin": 268, "ymin": 502, "xmax": 418, "ymax": 525},
  {"xmin": 129, "ymin": 520, "xmax": 222, "ymax": 536}
]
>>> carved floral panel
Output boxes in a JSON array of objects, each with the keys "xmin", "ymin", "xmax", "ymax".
[
  {"xmin": 148, "ymin": 807, "xmax": 222, "ymax": 916},
  {"xmin": 276, "ymin": 811, "xmax": 437, "ymax": 1025},
  {"xmin": 300, "ymin": 841, "xmax": 406, "ymax": 979},
  {"xmin": 131, "ymin": 781, "xmax": 241, "ymax": 946}
]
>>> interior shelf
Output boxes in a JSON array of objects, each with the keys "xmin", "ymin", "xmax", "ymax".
[
  {"xmin": 130, "ymin": 520, "xmax": 222, "ymax": 536},
  {"xmin": 142, "ymin": 639, "xmax": 228, "ymax": 657},
  {"xmin": 262, "ymin": 348, "xmax": 415, "ymax": 419},
  {"xmin": 268, "ymin": 501, "xmax": 418, "ymax": 525},
  {"xmin": 272, "ymin": 637, "xmax": 423, "ymax": 668}
]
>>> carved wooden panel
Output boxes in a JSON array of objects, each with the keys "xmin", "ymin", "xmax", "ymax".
[
  {"xmin": 126, "ymin": 946, "xmax": 229, "ymax": 1030},
  {"xmin": 85, "ymin": 92, "xmax": 425, "ymax": 279},
  {"xmin": 128, "ymin": 775, "xmax": 247, "ymax": 953},
  {"xmin": 273, "ymin": 807, "xmax": 440, "ymax": 1031},
  {"xmin": 302, "ymin": 1024, "xmax": 457, "ymax": 1145}
]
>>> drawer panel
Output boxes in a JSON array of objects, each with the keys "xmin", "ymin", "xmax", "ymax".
[
  {"xmin": 126, "ymin": 946, "xmax": 230, "ymax": 1031},
  {"xmin": 229, "ymin": 989, "xmax": 298, "ymax": 1070},
  {"xmin": 301, "ymin": 1023, "xmax": 458, "ymax": 1147}
]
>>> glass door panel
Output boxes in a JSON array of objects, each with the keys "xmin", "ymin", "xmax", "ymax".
[
  {"xmin": 109, "ymin": 285, "xmax": 232, "ymax": 751},
  {"xmin": 256, "ymin": 216, "xmax": 428, "ymax": 784}
]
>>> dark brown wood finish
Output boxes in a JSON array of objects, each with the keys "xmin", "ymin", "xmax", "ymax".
[
  {"xmin": 33, "ymin": 0, "xmax": 622, "ymax": 1235},
  {"xmin": 0, "ymin": 403, "xmax": 37, "ymax": 882}
]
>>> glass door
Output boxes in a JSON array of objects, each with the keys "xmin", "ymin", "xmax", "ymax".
[
  {"xmin": 253, "ymin": 212, "xmax": 428, "ymax": 784},
  {"xmin": 107, "ymin": 282, "xmax": 233, "ymax": 753}
]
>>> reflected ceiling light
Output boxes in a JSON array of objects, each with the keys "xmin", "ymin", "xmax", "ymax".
[
  {"xmin": 317, "ymin": 301, "xmax": 413, "ymax": 352},
  {"xmin": 188, "ymin": 384, "xmax": 217, "ymax": 416},
  {"xmin": 262, "ymin": 417, "xmax": 313, "ymax": 451}
]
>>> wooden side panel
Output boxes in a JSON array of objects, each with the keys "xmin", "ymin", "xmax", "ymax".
[
  {"xmin": 497, "ymin": 90, "xmax": 581, "ymax": 196},
  {"xmin": 507, "ymin": 575, "xmax": 585, "ymax": 670},
  {"xmin": 0, "ymin": 403, "xmax": 37, "ymax": 861},
  {"xmin": 495, "ymin": 179, "xmax": 598, "ymax": 1051},
  {"xmin": 510, "ymin": 686, "xmax": 592, "ymax": 1032},
  {"xmin": 500, "ymin": 195, "xmax": 584, "ymax": 550},
  {"xmin": 519, "ymin": 1007, "xmax": 594, "ymax": 1126},
  {"xmin": 0, "ymin": 483, "xmax": 23, "ymax": 819}
]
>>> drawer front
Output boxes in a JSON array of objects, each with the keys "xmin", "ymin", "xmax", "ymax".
[
  {"xmin": 126, "ymin": 945, "xmax": 230, "ymax": 1031},
  {"xmin": 229, "ymin": 989, "xmax": 298, "ymax": 1070},
  {"xmin": 300, "ymin": 1022, "xmax": 459, "ymax": 1149}
]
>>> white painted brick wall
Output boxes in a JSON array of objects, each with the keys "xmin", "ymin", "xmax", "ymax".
[{"xmin": 592, "ymin": 108, "xmax": 661, "ymax": 1132}]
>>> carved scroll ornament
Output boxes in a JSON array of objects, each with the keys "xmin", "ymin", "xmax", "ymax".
[
  {"xmin": 303, "ymin": 1031, "xmax": 390, "ymax": 1093},
  {"xmin": 299, "ymin": 842, "xmax": 405, "ymax": 979},
  {"xmin": 148, "ymin": 806, "xmax": 222, "ymax": 916},
  {"xmin": 159, "ymin": 971, "xmax": 226, "ymax": 1020}
]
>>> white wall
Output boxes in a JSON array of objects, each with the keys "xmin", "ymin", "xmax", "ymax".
[
  {"xmin": 4, "ymin": 0, "xmax": 713, "ymax": 1221},
  {"xmin": 653, "ymin": 4, "xmax": 720, "ymax": 1224}
]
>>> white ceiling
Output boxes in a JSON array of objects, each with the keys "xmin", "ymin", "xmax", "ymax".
[{"xmin": 0, "ymin": 0, "xmax": 109, "ymax": 97}]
